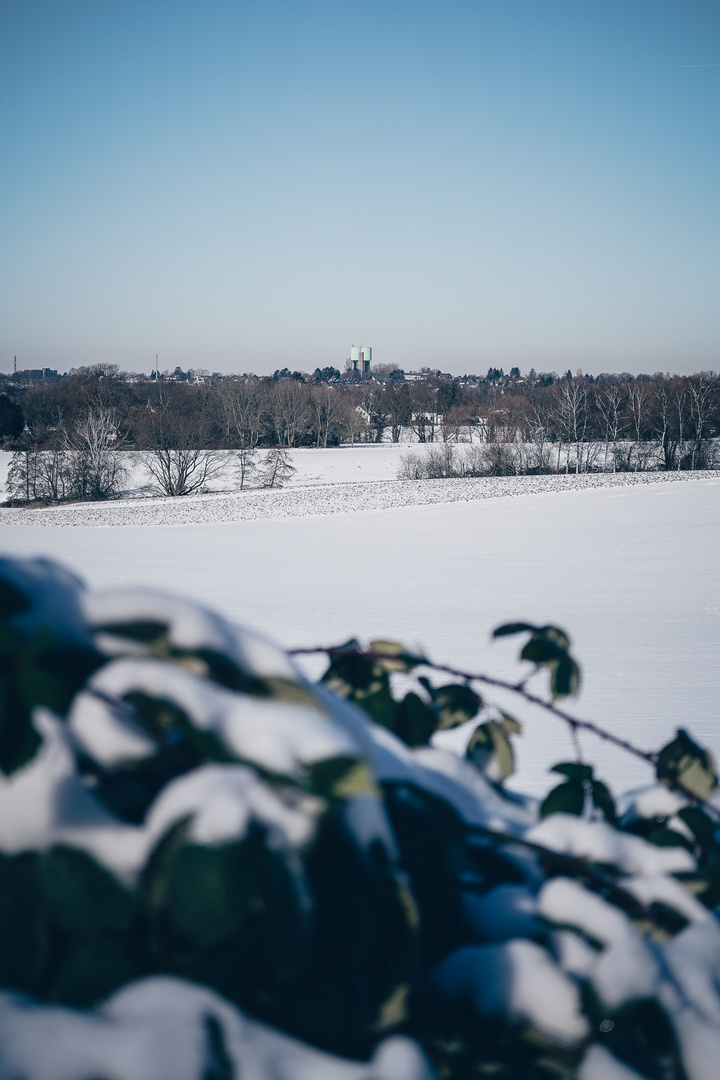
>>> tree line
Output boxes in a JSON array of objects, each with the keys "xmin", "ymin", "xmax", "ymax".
[
  {"xmin": 0, "ymin": 364, "xmax": 717, "ymax": 501},
  {"xmin": 2, "ymin": 364, "xmax": 719, "ymax": 454}
]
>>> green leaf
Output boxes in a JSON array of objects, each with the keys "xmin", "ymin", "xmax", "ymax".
[
  {"xmin": 38, "ymin": 847, "xmax": 135, "ymax": 935},
  {"xmin": 540, "ymin": 780, "xmax": 585, "ymax": 818},
  {"xmin": 96, "ymin": 620, "xmax": 168, "ymax": 644},
  {"xmin": 369, "ymin": 640, "xmax": 426, "ymax": 672},
  {"xmin": 497, "ymin": 712, "xmax": 521, "ymax": 737},
  {"xmin": 538, "ymin": 625, "xmax": 572, "ymax": 650},
  {"xmin": 552, "ymin": 762, "xmax": 593, "ymax": 782},
  {"xmin": 490, "ymin": 725, "xmax": 516, "ymax": 782},
  {"xmin": 466, "ymin": 720, "xmax": 516, "ymax": 782},
  {"xmin": 124, "ymin": 691, "xmax": 231, "ymax": 765},
  {"xmin": 322, "ymin": 640, "xmax": 371, "ymax": 691},
  {"xmin": 657, "ymin": 729, "xmax": 718, "ymax": 801},
  {"xmin": 492, "ymin": 622, "xmax": 538, "ymax": 638},
  {"xmin": 46, "ymin": 936, "xmax": 137, "ymax": 1007},
  {"xmin": 591, "ymin": 780, "xmax": 617, "ymax": 824},
  {"xmin": 644, "ymin": 825, "xmax": 694, "ymax": 850},
  {"xmin": 166, "ymin": 842, "xmax": 248, "ymax": 946},
  {"xmin": 551, "ymin": 653, "xmax": 580, "ymax": 699},
  {"xmin": 396, "ymin": 691, "xmax": 438, "ymax": 746},
  {"xmin": 308, "ymin": 756, "xmax": 376, "ymax": 799},
  {"xmin": 0, "ymin": 853, "xmax": 46, "ymax": 993},
  {"xmin": 0, "ymin": 643, "xmax": 102, "ymax": 775},
  {"xmin": 0, "ymin": 668, "xmax": 42, "ymax": 776},
  {"xmin": 497, "ymin": 625, "xmax": 579, "ymax": 698},
  {"xmin": 677, "ymin": 806, "xmax": 715, "ymax": 849},
  {"xmin": 351, "ymin": 683, "xmax": 399, "ymax": 732},
  {"xmin": 0, "ymin": 577, "xmax": 31, "ymax": 618},
  {"xmin": 152, "ymin": 828, "xmax": 309, "ymax": 1005},
  {"xmin": 202, "ymin": 1014, "xmax": 235, "ymax": 1080},
  {"xmin": 433, "ymin": 683, "xmax": 482, "ymax": 730},
  {"xmin": 520, "ymin": 637, "xmax": 565, "ymax": 665}
]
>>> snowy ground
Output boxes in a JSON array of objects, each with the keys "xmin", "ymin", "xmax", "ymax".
[
  {"xmin": 0, "ymin": 445, "xmax": 414, "ymax": 499},
  {"xmin": 0, "ymin": 468, "xmax": 718, "ymax": 797},
  {"xmin": 0, "ymin": 464, "xmax": 716, "ymax": 527}
]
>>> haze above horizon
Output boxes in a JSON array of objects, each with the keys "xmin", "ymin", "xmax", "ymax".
[{"xmin": 1, "ymin": 0, "xmax": 718, "ymax": 377}]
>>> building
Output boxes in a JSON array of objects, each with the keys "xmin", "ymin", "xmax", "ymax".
[{"xmin": 350, "ymin": 345, "xmax": 372, "ymax": 375}]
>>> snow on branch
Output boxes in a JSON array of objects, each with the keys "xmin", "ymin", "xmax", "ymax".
[{"xmin": 0, "ymin": 556, "xmax": 719, "ymax": 1080}]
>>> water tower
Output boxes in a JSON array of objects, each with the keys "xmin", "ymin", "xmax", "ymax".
[{"xmin": 350, "ymin": 345, "xmax": 372, "ymax": 374}]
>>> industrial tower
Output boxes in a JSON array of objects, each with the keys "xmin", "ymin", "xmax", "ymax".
[{"xmin": 350, "ymin": 345, "xmax": 372, "ymax": 374}]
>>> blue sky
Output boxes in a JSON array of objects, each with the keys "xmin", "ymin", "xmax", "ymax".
[{"xmin": 1, "ymin": 1, "xmax": 718, "ymax": 376}]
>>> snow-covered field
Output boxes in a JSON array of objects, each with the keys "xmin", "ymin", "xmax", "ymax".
[
  {"xmin": 0, "ymin": 445, "xmax": 414, "ymax": 500},
  {"xmin": 0, "ymin": 462, "xmax": 718, "ymax": 797},
  {"xmin": 0, "ymin": 455, "xmax": 716, "ymax": 527}
]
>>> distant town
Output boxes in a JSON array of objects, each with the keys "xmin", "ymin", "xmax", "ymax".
[{"xmin": 1, "ymin": 351, "xmax": 718, "ymax": 462}]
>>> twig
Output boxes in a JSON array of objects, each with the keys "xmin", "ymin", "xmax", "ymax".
[
  {"xmin": 289, "ymin": 645, "xmax": 657, "ymax": 766},
  {"xmin": 293, "ymin": 644, "xmax": 720, "ymax": 819}
]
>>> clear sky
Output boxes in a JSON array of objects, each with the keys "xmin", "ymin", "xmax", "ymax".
[{"xmin": 1, "ymin": 1, "xmax": 719, "ymax": 377}]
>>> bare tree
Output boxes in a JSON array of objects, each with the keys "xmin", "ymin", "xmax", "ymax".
[
  {"xmin": 7, "ymin": 409, "xmax": 125, "ymax": 503},
  {"xmin": 6, "ymin": 448, "xmax": 71, "ymax": 503},
  {"xmin": 64, "ymin": 409, "xmax": 127, "ymax": 500},
  {"xmin": 674, "ymin": 381, "xmax": 688, "ymax": 470},
  {"xmin": 553, "ymin": 379, "xmax": 588, "ymax": 473},
  {"xmin": 409, "ymin": 380, "xmax": 438, "ymax": 443},
  {"xmin": 134, "ymin": 382, "xmax": 229, "ymax": 496},
  {"xmin": 347, "ymin": 400, "xmax": 369, "ymax": 445},
  {"xmin": 380, "ymin": 383, "xmax": 411, "ymax": 443},
  {"xmin": 272, "ymin": 381, "xmax": 310, "ymax": 447},
  {"xmin": 687, "ymin": 375, "xmax": 716, "ymax": 470},
  {"xmin": 259, "ymin": 448, "xmax": 296, "ymax": 488},
  {"xmin": 596, "ymin": 385, "xmax": 625, "ymax": 473},
  {"xmin": 627, "ymin": 383, "xmax": 650, "ymax": 472},
  {"xmin": 310, "ymin": 386, "xmax": 347, "ymax": 448},
  {"xmin": 527, "ymin": 404, "xmax": 553, "ymax": 473},
  {"xmin": 139, "ymin": 447, "xmax": 228, "ymax": 497},
  {"xmin": 218, "ymin": 378, "xmax": 264, "ymax": 449},
  {"xmin": 650, "ymin": 378, "xmax": 680, "ymax": 471},
  {"xmin": 424, "ymin": 444, "xmax": 457, "ymax": 476},
  {"xmin": 235, "ymin": 447, "xmax": 258, "ymax": 490}
]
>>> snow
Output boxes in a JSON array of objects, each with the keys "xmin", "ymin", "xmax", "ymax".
[
  {"xmin": 0, "ymin": 976, "xmax": 433, "ymax": 1080},
  {"xmin": 579, "ymin": 1046, "xmax": 647, "ymax": 1080},
  {"xmin": 663, "ymin": 919, "xmax": 720, "ymax": 1026},
  {"xmin": 622, "ymin": 874, "xmax": 710, "ymax": 926},
  {"xmin": 429, "ymin": 938, "xmax": 590, "ymax": 1044},
  {"xmin": 538, "ymin": 877, "xmax": 661, "ymax": 1010},
  {"xmin": 0, "ymin": 709, "xmax": 323, "ymax": 883},
  {"xmin": 460, "ymin": 884, "xmax": 542, "ymax": 941},
  {"xmin": 0, "ymin": 444, "xmax": 417, "ymax": 508},
  {"xmin": 527, "ymin": 814, "xmax": 696, "ymax": 876},
  {"xmin": 142, "ymin": 763, "xmax": 319, "ymax": 852},
  {"xmin": 0, "ymin": 467, "xmax": 715, "ymax": 527},
  {"xmin": 2, "ymin": 535, "xmax": 720, "ymax": 1077},
  {"xmin": 73, "ymin": 656, "xmax": 360, "ymax": 775},
  {"xmin": 617, "ymin": 783, "xmax": 689, "ymax": 824},
  {"xmin": 1, "ymin": 472, "xmax": 717, "ymax": 796},
  {"xmin": 0, "ymin": 708, "xmax": 148, "ymax": 880},
  {"xmin": 365, "ymin": 729, "xmax": 534, "ymax": 833}
]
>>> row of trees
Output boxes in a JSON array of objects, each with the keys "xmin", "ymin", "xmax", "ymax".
[
  {"xmin": 1, "ymin": 365, "xmax": 718, "ymax": 476},
  {"xmin": 5, "ymin": 408, "xmax": 296, "ymax": 504}
]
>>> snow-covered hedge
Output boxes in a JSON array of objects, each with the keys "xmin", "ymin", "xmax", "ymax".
[{"xmin": 1, "ymin": 557, "xmax": 720, "ymax": 1079}]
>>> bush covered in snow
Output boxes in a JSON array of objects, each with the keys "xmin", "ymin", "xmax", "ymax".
[{"xmin": 1, "ymin": 557, "xmax": 720, "ymax": 1079}]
